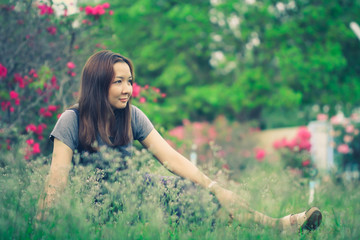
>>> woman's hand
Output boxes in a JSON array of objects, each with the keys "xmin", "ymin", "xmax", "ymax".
[{"xmin": 211, "ymin": 183, "xmax": 251, "ymax": 219}]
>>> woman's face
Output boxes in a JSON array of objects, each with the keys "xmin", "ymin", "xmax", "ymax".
[{"xmin": 108, "ymin": 62, "xmax": 133, "ymax": 109}]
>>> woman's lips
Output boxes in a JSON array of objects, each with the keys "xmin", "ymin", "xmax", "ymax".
[{"xmin": 119, "ymin": 98, "xmax": 128, "ymax": 102}]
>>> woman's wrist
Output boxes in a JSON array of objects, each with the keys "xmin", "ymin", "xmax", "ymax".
[{"xmin": 207, "ymin": 181, "xmax": 221, "ymax": 194}]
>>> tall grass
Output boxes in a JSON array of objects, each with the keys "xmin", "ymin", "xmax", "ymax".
[{"xmin": 1, "ymin": 148, "xmax": 359, "ymax": 239}]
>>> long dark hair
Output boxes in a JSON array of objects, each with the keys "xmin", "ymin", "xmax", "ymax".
[{"xmin": 77, "ymin": 50, "xmax": 135, "ymax": 152}]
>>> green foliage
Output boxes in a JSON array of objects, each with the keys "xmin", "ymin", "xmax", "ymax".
[
  {"xmin": 2, "ymin": 147, "xmax": 360, "ymax": 239},
  {"xmin": 105, "ymin": 0, "xmax": 360, "ymax": 127}
]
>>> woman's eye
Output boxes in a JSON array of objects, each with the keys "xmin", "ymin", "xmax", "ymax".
[
  {"xmin": 114, "ymin": 80, "xmax": 121, "ymax": 84},
  {"xmin": 129, "ymin": 80, "xmax": 133, "ymax": 85}
]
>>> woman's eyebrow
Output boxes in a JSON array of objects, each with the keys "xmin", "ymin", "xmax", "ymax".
[{"xmin": 115, "ymin": 76, "xmax": 133, "ymax": 79}]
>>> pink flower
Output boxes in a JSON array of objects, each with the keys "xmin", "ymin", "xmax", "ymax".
[
  {"xmin": 297, "ymin": 126, "xmax": 311, "ymax": 140},
  {"xmin": 302, "ymin": 159, "xmax": 311, "ymax": 167},
  {"xmin": 32, "ymin": 143, "xmax": 41, "ymax": 154},
  {"xmin": 330, "ymin": 116, "xmax": 341, "ymax": 125},
  {"xmin": 48, "ymin": 105, "xmax": 57, "ymax": 112},
  {"xmin": 298, "ymin": 139, "xmax": 311, "ymax": 151},
  {"xmin": 9, "ymin": 91, "xmax": 18, "ymax": 99},
  {"xmin": 132, "ymin": 82, "xmax": 141, "ymax": 98},
  {"xmin": 139, "ymin": 97, "xmax": 146, "ymax": 103},
  {"xmin": 208, "ymin": 126, "xmax": 217, "ymax": 139},
  {"xmin": 26, "ymin": 124, "xmax": 37, "ymax": 132},
  {"xmin": 0, "ymin": 63, "xmax": 7, "ymax": 78},
  {"xmin": 70, "ymin": 72, "xmax": 76, "ymax": 77},
  {"xmin": 346, "ymin": 125, "xmax": 355, "ymax": 133},
  {"xmin": 109, "ymin": 10, "xmax": 114, "ymax": 15},
  {"xmin": 286, "ymin": 138, "xmax": 298, "ymax": 150},
  {"xmin": 273, "ymin": 138, "xmax": 287, "ymax": 149},
  {"xmin": 14, "ymin": 73, "xmax": 25, "ymax": 88},
  {"xmin": 93, "ymin": 5, "xmax": 106, "ymax": 15},
  {"xmin": 26, "ymin": 139, "xmax": 34, "ymax": 145},
  {"xmin": 102, "ymin": 3, "xmax": 110, "ymax": 8},
  {"xmin": 337, "ymin": 144, "xmax": 350, "ymax": 154},
  {"xmin": 38, "ymin": 4, "xmax": 54, "ymax": 15},
  {"xmin": 67, "ymin": 62, "xmax": 76, "ymax": 69},
  {"xmin": 344, "ymin": 135, "xmax": 353, "ymax": 143},
  {"xmin": 1, "ymin": 101, "xmax": 11, "ymax": 111},
  {"xmin": 317, "ymin": 114, "xmax": 328, "ymax": 121},
  {"xmin": 14, "ymin": 98, "xmax": 20, "ymax": 105},
  {"xmin": 182, "ymin": 119, "xmax": 191, "ymax": 126},
  {"xmin": 169, "ymin": 126, "xmax": 185, "ymax": 140},
  {"xmin": 35, "ymin": 124, "xmax": 47, "ymax": 136},
  {"xmin": 85, "ymin": 6, "xmax": 94, "ymax": 15},
  {"xmin": 255, "ymin": 148, "xmax": 266, "ymax": 162},
  {"xmin": 161, "ymin": 93, "xmax": 166, "ymax": 98},
  {"xmin": 47, "ymin": 26, "xmax": 57, "ymax": 35}
]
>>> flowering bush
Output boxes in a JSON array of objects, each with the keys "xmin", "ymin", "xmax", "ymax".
[
  {"xmin": 0, "ymin": 1, "xmax": 114, "ymax": 161},
  {"xmin": 273, "ymin": 126, "xmax": 315, "ymax": 178},
  {"xmin": 168, "ymin": 116, "xmax": 264, "ymax": 177},
  {"xmin": 0, "ymin": 1, "xmax": 167, "ymax": 162},
  {"xmin": 328, "ymin": 112, "xmax": 360, "ymax": 170}
]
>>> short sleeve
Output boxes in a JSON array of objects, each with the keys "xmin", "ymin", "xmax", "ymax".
[
  {"xmin": 50, "ymin": 110, "xmax": 79, "ymax": 151},
  {"xmin": 131, "ymin": 105, "xmax": 154, "ymax": 142}
]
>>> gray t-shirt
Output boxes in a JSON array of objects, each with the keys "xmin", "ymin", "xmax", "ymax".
[{"xmin": 50, "ymin": 105, "xmax": 154, "ymax": 161}]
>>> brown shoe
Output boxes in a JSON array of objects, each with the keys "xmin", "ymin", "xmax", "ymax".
[{"xmin": 281, "ymin": 207, "xmax": 322, "ymax": 234}]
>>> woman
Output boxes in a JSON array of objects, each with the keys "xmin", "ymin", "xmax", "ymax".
[{"xmin": 37, "ymin": 50, "xmax": 322, "ymax": 233}]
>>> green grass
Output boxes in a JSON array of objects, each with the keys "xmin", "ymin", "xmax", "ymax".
[{"xmin": 0, "ymin": 149, "xmax": 359, "ymax": 240}]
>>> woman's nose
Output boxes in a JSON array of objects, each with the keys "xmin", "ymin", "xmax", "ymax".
[{"xmin": 122, "ymin": 83, "xmax": 132, "ymax": 94}]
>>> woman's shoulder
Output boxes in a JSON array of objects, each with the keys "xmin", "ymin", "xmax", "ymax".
[
  {"xmin": 58, "ymin": 109, "xmax": 78, "ymax": 122},
  {"xmin": 131, "ymin": 104, "xmax": 146, "ymax": 119}
]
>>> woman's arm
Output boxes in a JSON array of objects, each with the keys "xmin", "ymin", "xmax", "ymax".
[
  {"xmin": 141, "ymin": 129, "xmax": 249, "ymax": 212},
  {"xmin": 141, "ymin": 129, "xmax": 214, "ymax": 189},
  {"xmin": 37, "ymin": 138, "xmax": 73, "ymax": 219}
]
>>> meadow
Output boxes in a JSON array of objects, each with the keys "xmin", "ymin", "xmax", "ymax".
[{"xmin": 1, "ymin": 147, "xmax": 359, "ymax": 240}]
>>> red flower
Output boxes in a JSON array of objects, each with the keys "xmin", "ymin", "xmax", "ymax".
[
  {"xmin": 32, "ymin": 143, "xmax": 41, "ymax": 154},
  {"xmin": 67, "ymin": 62, "xmax": 76, "ymax": 69},
  {"xmin": 0, "ymin": 63, "xmax": 7, "ymax": 78},
  {"xmin": 132, "ymin": 82, "xmax": 141, "ymax": 98},
  {"xmin": 109, "ymin": 10, "xmax": 114, "ymax": 15},
  {"xmin": 9, "ymin": 91, "xmax": 18, "ymax": 99},
  {"xmin": 255, "ymin": 148, "xmax": 266, "ymax": 162},
  {"xmin": 85, "ymin": 6, "xmax": 94, "ymax": 15},
  {"xmin": 48, "ymin": 105, "xmax": 57, "ymax": 112},
  {"xmin": 26, "ymin": 124, "xmax": 37, "ymax": 132},
  {"xmin": 93, "ymin": 5, "xmax": 105, "ymax": 15},
  {"xmin": 1, "ymin": 101, "xmax": 11, "ymax": 111},
  {"xmin": 14, "ymin": 73, "xmax": 26, "ymax": 88},
  {"xmin": 47, "ymin": 26, "xmax": 57, "ymax": 35},
  {"xmin": 302, "ymin": 159, "xmax": 311, "ymax": 167},
  {"xmin": 38, "ymin": 4, "xmax": 54, "ymax": 15},
  {"xmin": 26, "ymin": 139, "xmax": 35, "ymax": 145},
  {"xmin": 139, "ymin": 97, "xmax": 146, "ymax": 103}
]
